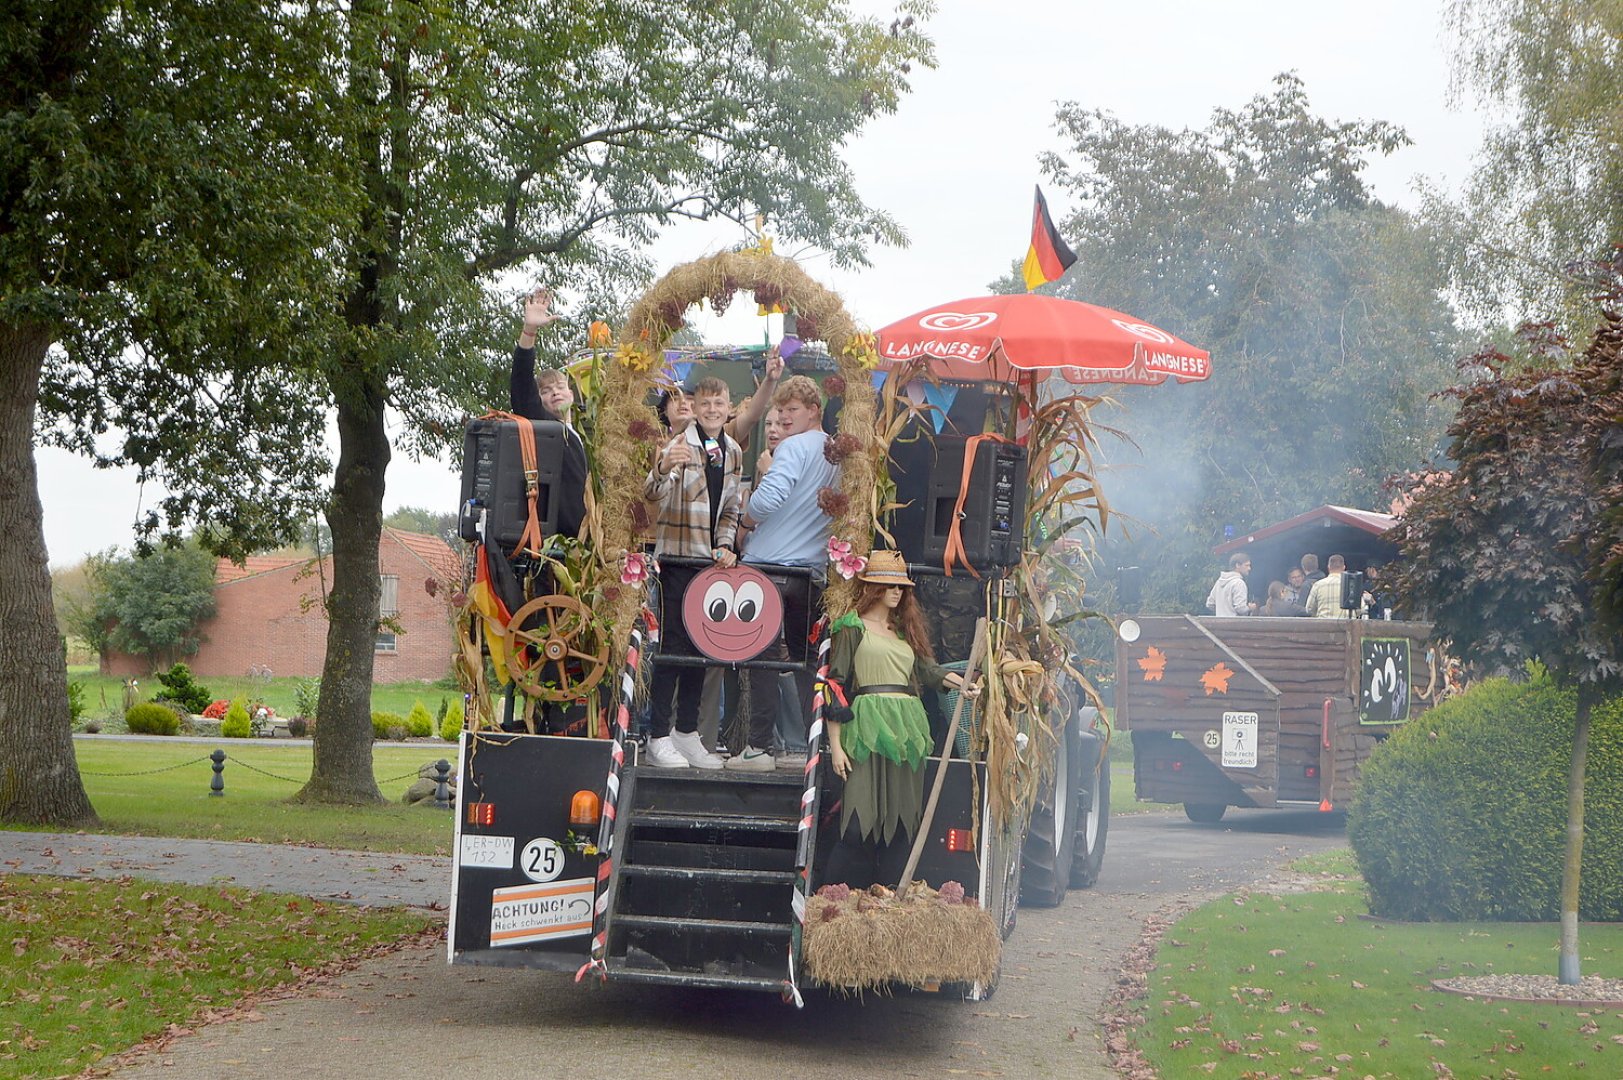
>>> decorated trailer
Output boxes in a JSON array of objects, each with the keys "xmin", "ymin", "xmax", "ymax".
[{"xmin": 446, "ymin": 252, "xmax": 1205, "ymax": 1000}]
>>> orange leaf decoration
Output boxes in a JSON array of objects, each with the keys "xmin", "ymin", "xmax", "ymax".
[
  {"xmin": 1137, "ymin": 646, "xmax": 1167, "ymax": 682},
  {"xmin": 1200, "ymin": 662, "xmax": 1235, "ymax": 696}
]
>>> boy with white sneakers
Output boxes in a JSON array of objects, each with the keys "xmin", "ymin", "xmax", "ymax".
[{"xmin": 641, "ymin": 377, "xmax": 742, "ymax": 769}]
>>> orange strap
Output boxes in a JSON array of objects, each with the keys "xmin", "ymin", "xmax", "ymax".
[
  {"xmin": 942, "ymin": 433, "xmax": 1013, "ymax": 579},
  {"xmin": 482, "ymin": 410, "xmax": 546, "ymax": 558}
]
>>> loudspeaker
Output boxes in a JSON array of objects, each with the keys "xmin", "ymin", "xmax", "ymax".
[
  {"xmin": 920, "ymin": 438, "xmax": 1028, "ymax": 572},
  {"xmin": 458, "ymin": 418, "xmax": 568, "ymax": 549},
  {"xmin": 1340, "ymin": 570, "xmax": 1367, "ymax": 612}
]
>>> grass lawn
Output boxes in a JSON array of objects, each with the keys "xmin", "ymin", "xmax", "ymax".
[
  {"xmin": 0, "ymin": 875, "xmax": 435, "ymax": 1079},
  {"xmin": 1135, "ymin": 849, "xmax": 1623, "ymax": 1078},
  {"xmin": 68, "ymin": 666, "xmax": 466, "ymax": 725},
  {"xmin": 15, "ymin": 740, "xmax": 459, "ymax": 855}
]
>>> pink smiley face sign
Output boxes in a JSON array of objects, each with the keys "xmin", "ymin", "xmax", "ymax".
[{"xmin": 682, "ymin": 564, "xmax": 784, "ymax": 663}]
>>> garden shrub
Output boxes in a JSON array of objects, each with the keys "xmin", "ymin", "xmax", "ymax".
[
  {"xmin": 68, "ymin": 680, "xmax": 86, "ymax": 725},
  {"xmin": 154, "ymin": 663, "xmax": 212, "ymax": 714},
  {"xmin": 406, "ymin": 700, "xmax": 435, "ymax": 739},
  {"xmin": 440, "ymin": 699, "xmax": 465, "ymax": 741},
  {"xmin": 293, "ymin": 678, "xmax": 320, "ymax": 723},
  {"xmin": 221, "ymin": 699, "xmax": 252, "ymax": 739},
  {"xmin": 125, "ymin": 701, "xmax": 181, "ymax": 736},
  {"xmin": 287, "ymin": 716, "xmax": 309, "ymax": 738},
  {"xmin": 372, "ymin": 711, "xmax": 406, "ymax": 740},
  {"xmin": 1348, "ymin": 672, "xmax": 1623, "ymax": 922}
]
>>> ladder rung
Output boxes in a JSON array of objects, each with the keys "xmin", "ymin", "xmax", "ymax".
[
  {"xmin": 620, "ymin": 865, "xmax": 798, "ymax": 885},
  {"xmin": 614, "ymin": 914, "xmax": 792, "ymax": 936},
  {"xmin": 631, "ymin": 811, "xmax": 798, "ymax": 832}
]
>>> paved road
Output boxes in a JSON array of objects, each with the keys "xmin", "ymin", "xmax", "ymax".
[{"xmin": 1, "ymin": 808, "xmax": 1346, "ymax": 1078}]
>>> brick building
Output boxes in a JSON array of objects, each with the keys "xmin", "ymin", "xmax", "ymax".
[{"xmin": 101, "ymin": 528, "xmax": 464, "ymax": 683}]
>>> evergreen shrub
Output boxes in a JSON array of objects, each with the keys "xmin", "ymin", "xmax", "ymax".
[
  {"xmin": 406, "ymin": 700, "xmax": 434, "ymax": 738},
  {"xmin": 1348, "ymin": 673, "xmax": 1623, "ymax": 921},
  {"xmin": 154, "ymin": 663, "xmax": 212, "ymax": 714},
  {"xmin": 125, "ymin": 702, "xmax": 181, "ymax": 736},
  {"xmin": 440, "ymin": 699, "xmax": 465, "ymax": 741},
  {"xmin": 221, "ymin": 699, "xmax": 252, "ymax": 739},
  {"xmin": 371, "ymin": 711, "xmax": 406, "ymax": 740}
]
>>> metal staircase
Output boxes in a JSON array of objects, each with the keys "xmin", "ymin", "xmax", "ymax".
[{"xmin": 602, "ymin": 764, "xmax": 810, "ymax": 993}]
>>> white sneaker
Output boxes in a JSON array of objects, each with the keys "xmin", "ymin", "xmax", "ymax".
[
  {"xmin": 723, "ymin": 747, "xmax": 776, "ymax": 772},
  {"xmin": 643, "ymin": 736, "xmax": 689, "ymax": 769},
  {"xmin": 670, "ymin": 730, "xmax": 725, "ymax": 770}
]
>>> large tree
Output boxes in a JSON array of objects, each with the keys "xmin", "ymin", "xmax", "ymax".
[
  {"xmin": 1437, "ymin": 0, "xmax": 1623, "ymax": 333},
  {"xmin": 2, "ymin": 0, "xmax": 342, "ymax": 826},
  {"xmin": 1388, "ymin": 311, "xmax": 1623, "ymax": 983},
  {"xmin": 276, "ymin": 0, "xmax": 932, "ymax": 804},
  {"xmin": 75, "ymin": 544, "xmax": 219, "ymax": 669},
  {"xmin": 1010, "ymin": 74, "xmax": 1461, "ymax": 609}
]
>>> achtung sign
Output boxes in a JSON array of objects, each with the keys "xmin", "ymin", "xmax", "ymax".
[{"xmin": 488, "ymin": 877, "xmax": 595, "ymax": 947}]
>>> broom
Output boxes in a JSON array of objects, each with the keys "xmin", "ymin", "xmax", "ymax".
[{"xmin": 802, "ymin": 619, "xmax": 1000, "ymax": 992}]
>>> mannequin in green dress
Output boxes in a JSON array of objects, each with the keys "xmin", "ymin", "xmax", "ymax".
[{"xmin": 822, "ymin": 551, "xmax": 976, "ymax": 890}]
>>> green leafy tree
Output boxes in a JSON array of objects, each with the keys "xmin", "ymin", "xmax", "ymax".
[
  {"xmin": 1011, "ymin": 74, "xmax": 1461, "ymax": 610},
  {"xmin": 81, "ymin": 546, "xmax": 218, "ymax": 669},
  {"xmin": 1439, "ymin": 0, "xmax": 1623, "ymax": 335},
  {"xmin": 275, "ymin": 0, "xmax": 933, "ymax": 806},
  {"xmin": 1388, "ymin": 310, "xmax": 1623, "ymax": 983},
  {"xmin": 1, "ymin": 0, "xmax": 348, "ymax": 826}
]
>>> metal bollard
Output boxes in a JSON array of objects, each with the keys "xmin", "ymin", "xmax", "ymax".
[
  {"xmin": 433, "ymin": 759, "xmax": 452, "ymax": 809},
  {"xmin": 210, "ymin": 749, "xmax": 226, "ymax": 796}
]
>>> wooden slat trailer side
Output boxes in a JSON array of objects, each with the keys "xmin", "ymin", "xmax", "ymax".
[{"xmin": 1116, "ymin": 615, "xmax": 1437, "ymax": 822}]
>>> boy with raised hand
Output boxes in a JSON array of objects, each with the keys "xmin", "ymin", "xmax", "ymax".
[{"xmin": 642, "ymin": 376, "xmax": 743, "ymax": 768}]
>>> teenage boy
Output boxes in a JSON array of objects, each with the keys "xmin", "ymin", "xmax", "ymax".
[
  {"xmin": 642, "ymin": 377, "xmax": 742, "ymax": 768},
  {"xmin": 729, "ymin": 375, "xmax": 838, "ymax": 771},
  {"xmin": 534, "ymin": 367, "xmax": 575, "ymax": 428}
]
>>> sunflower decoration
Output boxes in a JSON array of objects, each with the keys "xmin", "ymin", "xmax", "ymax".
[
  {"xmin": 840, "ymin": 332, "xmax": 880, "ymax": 371},
  {"xmin": 614, "ymin": 342, "xmax": 658, "ymax": 373}
]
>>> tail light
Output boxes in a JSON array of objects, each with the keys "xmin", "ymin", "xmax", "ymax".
[
  {"xmin": 466, "ymin": 801, "xmax": 495, "ymax": 827},
  {"xmin": 944, "ymin": 828, "xmax": 974, "ymax": 853},
  {"xmin": 1304, "ymin": 765, "xmax": 1319, "ymax": 779},
  {"xmin": 1171, "ymin": 760, "xmax": 1183, "ymax": 772}
]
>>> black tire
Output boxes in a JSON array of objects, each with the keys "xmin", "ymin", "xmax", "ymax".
[
  {"xmin": 1184, "ymin": 801, "xmax": 1227, "ymax": 824},
  {"xmin": 1020, "ymin": 709, "xmax": 1082, "ymax": 907},
  {"xmin": 1070, "ymin": 716, "xmax": 1110, "ymax": 888}
]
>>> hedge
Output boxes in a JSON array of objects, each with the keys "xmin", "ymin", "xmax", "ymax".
[
  {"xmin": 1347, "ymin": 672, "xmax": 1623, "ymax": 922},
  {"xmin": 371, "ymin": 711, "xmax": 407, "ymax": 740},
  {"xmin": 125, "ymin": 702, "xmax": 181, "ymax": 736}
]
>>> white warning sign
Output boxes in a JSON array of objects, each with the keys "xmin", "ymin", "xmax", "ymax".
[
  {"xmin": 489, "ymin": 877, "xmax": 595, "ymax": 947},
  {"xmin": 1221, "ymin": 711, "xmax": 1259, "ymax": 769}
]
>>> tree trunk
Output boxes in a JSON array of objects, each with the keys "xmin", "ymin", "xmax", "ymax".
[
  {"xmin": 1558, "ymin": 685, "xmax": 1594, "ymax": 984},
  {"xmin": 0, "ymin": 319, "xmax": 98, "ymax": 826},
  {"xmin": 295, "ymin": 374, "xmax": 390, "ymax": 805}
]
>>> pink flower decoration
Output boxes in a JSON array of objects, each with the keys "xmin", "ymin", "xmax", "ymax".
[
  {"xmin": 621, "ymin": 552, "xmax": 651, "ymax": 585},
  {"xmin": 835, "ymin": 552, "xmax": 868, "ymax": 581},
  {"xmin": 827, "ymin": 537, "xmax": 853, "ymax": 560}
]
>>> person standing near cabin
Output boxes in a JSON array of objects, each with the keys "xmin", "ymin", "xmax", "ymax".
[
  {"xmin": 510, "ymin": 287, "xmax": 587, "ymax": 542},
  {"xmin": 1305, "ymin": 553, "xmax": 1357, "ymax": 618},
  {"xmin": 1285, "ymin": 567, "xmax": 1309, "ymax": 604},
  {"xmin": 822, "ymin": 553, "xmax": 977, "ymax": 890},
  {"xmin": 1299, "ymin": 553, "xmax": 1326, "ymax": 591},
  {"xmin": 642, "ymin": 377, "xmax": 742, "ymax": 770},
  {"xmin": 731, "ymin": 375, "xmax": 837, "ymax": 771},
  {"xmin": 1205, "ymin": 552, "xmax": 1257, "ymax": 616}
]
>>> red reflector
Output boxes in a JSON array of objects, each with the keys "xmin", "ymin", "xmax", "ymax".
[
  {"xmin": 1305, "ymin": 765, "xmax": 1318, "ymax": 778},
  {"xmin": 1171, "ymin": 760, "xmax": 1183, "ymax": 772},
  {"xmin": 944, "ymin": 828, "xmax": 974, "ymax": 853},
  {"xmin": 466, "ymin": 802, "xmax": 495, "ymax": 827}
]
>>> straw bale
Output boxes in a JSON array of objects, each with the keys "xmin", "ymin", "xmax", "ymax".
[{"xmin": 802, "ymin": 882, "xmax": 1000, "ymax": 992}]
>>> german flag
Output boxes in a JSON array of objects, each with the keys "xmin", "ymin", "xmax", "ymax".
[{"xmin": 1021, "ymin": 185, "xmax": 1077, "ymax": 291}]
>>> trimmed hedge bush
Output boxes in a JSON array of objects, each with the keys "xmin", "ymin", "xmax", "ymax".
[
  {"xmin": 125, "ymin": 702, "xmax": 181, "ymax": 736},
  {"xmin": 221, "ymin": 699, "xmax": 252, "ymax": 739},
  {"xmin": 440, "ymin": 699, "xmax": 465, "ymax": 742},
  {"xmin": 406, "ymin": 700, "xmax": 434, "ymax": 739},
  {"xmin": 1348, "ymin": 673, "xmax": 1623, "ymax": 922},
  {"xmin": 372, "ymin": 711, "xmax": 406, "ymax": 740}
]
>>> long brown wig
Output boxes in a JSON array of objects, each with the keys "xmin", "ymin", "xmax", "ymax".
[{"xmin": 853, "ymin": 581, "xmax": 936, "ymax": 663}]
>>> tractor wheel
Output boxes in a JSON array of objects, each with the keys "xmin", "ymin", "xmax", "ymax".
[
  {"xmin": 1020, "ymin": 709, "xmax": 1082, "ymax": 907},
  {"xmin": 1184, "ymin": 801, "xmax": 1227, "ymax": 824},
  {"xmin": 1070, "ymin": 716, "xmax": 1111, "ymax": 889}
]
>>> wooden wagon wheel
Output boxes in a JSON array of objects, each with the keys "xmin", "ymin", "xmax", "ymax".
[{"xmin": 507, "ymin": 594, "xmax": 609, "ymax": 701}]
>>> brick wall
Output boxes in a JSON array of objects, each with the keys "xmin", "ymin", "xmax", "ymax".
[{"xmin": 101, "ymin": 531, "xmax": 462, "ymax": 684}]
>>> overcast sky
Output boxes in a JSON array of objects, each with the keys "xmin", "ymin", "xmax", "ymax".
[{"xmin": 36, "ymin": 1, "xmax": 1494, "ymax": 568}]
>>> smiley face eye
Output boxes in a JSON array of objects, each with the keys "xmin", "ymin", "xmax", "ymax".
[
  {"xmin": 703, "ymin": 580, "xmax": 736, "ymax": 622},
  {"xmin": 735, "ymin": 581, "xmax": 765, "ymax": 623}
]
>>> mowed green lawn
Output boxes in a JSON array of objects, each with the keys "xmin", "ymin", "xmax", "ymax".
[
  {"xmin": 1135, "ymin": 850, "xmax": 1623, "ymax": 1079},
  {"xmin": 69, "ymin": 666, "xmax": 465, "ymax": 725},
  {"xmin": 17, "ymin": 740, "xmax": 458, "ymax": 855}
]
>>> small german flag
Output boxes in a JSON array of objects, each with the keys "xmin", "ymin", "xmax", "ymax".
[{"xmin": 1021, "ymin": 185, "xmax": 1077, "ymax": 291}]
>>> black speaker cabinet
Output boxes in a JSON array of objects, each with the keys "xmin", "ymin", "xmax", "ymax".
[
  {"xmin": 458, "ymin": 418, "xmax": 567, "ymax": 549},
  {"xmin": 920, "ymin": 438, "xmax": 1028, "ymax": 572}
]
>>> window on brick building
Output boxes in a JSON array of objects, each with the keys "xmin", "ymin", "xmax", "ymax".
[{"xmin": 376, "ymin": 575, "xmax": 399, "ymax": 652}]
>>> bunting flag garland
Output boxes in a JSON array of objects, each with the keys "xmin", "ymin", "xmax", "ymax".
[{"xmin": 1021, "ymin": 185, "xmax": 1077, "ymax": 291}]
